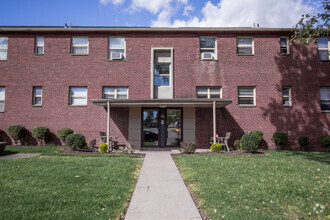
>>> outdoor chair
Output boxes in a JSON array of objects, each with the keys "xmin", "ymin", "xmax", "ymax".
[{"xmin": 218, "ymin": 132, "xmax": 231, "ymax": 152}]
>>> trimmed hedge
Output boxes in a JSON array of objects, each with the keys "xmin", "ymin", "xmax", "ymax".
[
  {"xmin": 298, "ymin": 136, "xmax": 309, "ymax": 148},
  {"xmin": 180, "ymin": 142, "xmax": 196, "ymax": 154},
  {"xmin": 240, "ymin": 130, "xmax": 263, "ymax": 152},
  {"xmin": 210, "ymin": 143, "xmax": 222, "ymax": 152},
  {"xmin": 56, "ymin": 128, "xmax": 74, "ymax": 141},
  {"xmin": 32, "ymin": 127, "xmax": 50, "ymax": 145},
  {"xmin": 273, "ymin": 132, "xmax": 288, "ymax": 149},
  {"xmin": 65, "ymin": 133, "xmax": 87, "ymax": 150},
  {"xmin": 7, "ymin": 125, "xmax": 27, "ymax": 145},
  {"xmin": 99, "ymin": 143, "xmax": 108, "ymax": 153},
  {"xmin": 320, "ymin": 135, "xmax": 330, "ymax": 147}
]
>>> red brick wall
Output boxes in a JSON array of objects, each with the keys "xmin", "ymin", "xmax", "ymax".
[{"xmin": 0, "ymin": 31, "xmax": 329, "ymax": 149}]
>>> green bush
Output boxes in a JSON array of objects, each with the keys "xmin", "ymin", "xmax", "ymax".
[
  {"xmin": 32, "ymin": 127, "xmax": 50, "ymax": 145},
  {"xmin": 99, "ymin": 143, "xmax": 108, "ymax": 153},
  {"xmin": 7, "ymin": 125, "xmax": 27, "ymax": 145},
  {"xmin": 320, "ymin": 135, "xmax": 330, "ymax": 147},
  {"xmin": 240, "ymin": 131, "xmax": 263, "ymax": 152},
  {"xmin": 65, "ymin": 133, "xmax": 87, "ymax": 150},
  {"xmin": 298, "ymin": 136, "xmax": 309, "ymax": 148},
  {"xmin": 273, "ymin": 132, "xmax": 288, "ymax": 149},
  {"xmin": 180, "ymin": 142, "xmax": 196, "ymax": 154},
  {"xmin": 56, "ymin": 128, "xmax": 74, "ymax": 141},
  {"xmin": 233, "ymin": 140, "xmax": 240, "ymax": 150},
  {"xmin": 210, "ymin": 143, "xmax": 222, "ymax": 152}
]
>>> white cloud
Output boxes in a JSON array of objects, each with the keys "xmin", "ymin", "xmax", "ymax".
[
  {"xmin": 100, "ymin": 0, "xmax": 125, "ymax": 5},
  {"xmin": 172, "ymin": 0, "xmax": 314, "ymax": 28},
  {"xmin": 183, "ymin": 5, "xmax": 194, "ymax": 16}
]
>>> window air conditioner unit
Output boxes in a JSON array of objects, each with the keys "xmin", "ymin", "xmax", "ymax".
[
  {"xmin": 111, "ymin": 52, "xmax": 123, "ymax": 60},
  {"xmin": 202, "ymin": 52, "xmax": 214, "ymax": 60}
]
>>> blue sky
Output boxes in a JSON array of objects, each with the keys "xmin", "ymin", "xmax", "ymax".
[{"xmin": 0, "ymin": 0, "xmax": 323, "ymax": 27}]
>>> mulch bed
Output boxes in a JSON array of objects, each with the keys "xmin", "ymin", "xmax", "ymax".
[{"xmin": 60, "ymin": 148, "xmax": 145, "ymax": 156}]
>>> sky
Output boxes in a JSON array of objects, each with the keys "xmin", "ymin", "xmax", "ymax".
[{"xmin": 0, "ymin": 0, "xmax": 324, "ymax": 28}]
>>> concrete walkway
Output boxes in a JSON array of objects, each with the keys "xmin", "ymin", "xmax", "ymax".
[
  {"xmin": 125, "ymin": 151, "xmax": 201, "ymax": 220},
  {"xmin": 0, "ymin": 153, "xmax": 40, "ymax": 159}
]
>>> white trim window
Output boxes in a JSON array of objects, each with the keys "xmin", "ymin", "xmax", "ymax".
[
  {"xmin": 237, "ymin": 37, "xmax": 254, "ymax": 55},
  {"xmin": 35, "ymin": 36, "xmax": 44, "ymax": 55},
  {"xmin": 318, "ymin": 37, "xmax": 329, "ymax": 61},
  {"xmin": 197, "ymin": 87, "xmax": 222, "ymax": 98},
  {"xmin": 238, "ymin": 87, "xmax": 256, "ymax": 106},
  {"xmin": 280, "ymin": 37, "xmax": 289, "ymax": 55},
  {"xmin": 33, "ymin": 87, "xmax": 42, "ymax": 106},
  {"xmin": 71, "ymin": 36, "xmax": 89, "ymax": 55},
  {"xmin": 109, "ymin": 37, "xmax": 126, "ymax": 60},
  {"xmin": 0, "ymin": 37, "xmax": 8, "ymax": 60},
  {"xmin": 282, "ymin": 87, "xmax": 292, "ymax": 106},
  {"xmin": 103, "ymin": 87, "xmax": 128, "ymax": 99},
  {"xmin": 200, "ymin": 37, "xmax": 217, "ymax": 60},
  {"xmin": 69, "ymin": 87, "xmax": 87, "ymax": 106},
  {"xmin": 320, "ymin": 87, "xmax": 330, "ymax": 111},
  {"xmin": 0, "ymin": 87, "xmax": 5, "ymax": 112}
]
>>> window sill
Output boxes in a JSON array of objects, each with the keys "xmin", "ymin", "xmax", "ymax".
[
  {"xmin": 70, "ymin": 54, "xmax": 89, "ymax": 56},
  {"xmin": 32, "ymin": 105, "xmax": 42, "ymax": 107},
  {"xmin": 238, "ymin": 105, "xmax": 256, "ymax": 108},
  {"xmin": 280, "ymin": 54, "xmax": 290, "ymax": 56},
  {"xmin": 319, "ymin": 60, "xmax": 330, "ymax": 62},
  {"xmin": 200, "ymin": 59, "xmax": 218, "ymax": 61},
  {"xmin": 237, "ymin": 54, "xmax": 255, "ymax": 56},
  {"xmin": 321, "ymin": 110, "xmax": 330, "ymax": 113},
  {"xmin": 283, "ymin": 105, "xmax": 292, "ymax": 107},
  {"xmin": 107, "ymin": 59, "xmax": 126, "ymax": 62},
  {"xmin": 69, "ymin": 105, "xmax": 87, "ymax": 107}
]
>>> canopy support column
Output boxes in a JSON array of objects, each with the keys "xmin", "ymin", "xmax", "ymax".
[
  {"xmin": 107, "ymin": 101, "xmax": 110, "ymax": 152},
  {"xmin": 213, "ymin": 101, "xmax": 216, "ymax": 144}
]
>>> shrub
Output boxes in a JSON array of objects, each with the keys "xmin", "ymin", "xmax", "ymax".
[
  {"xmin": 320, "ymin": 135, "xmax": 330, "ymax": 147},
  {"xmin": 240, "ymin": 131, "xmax": 263, "ymax": 152},
  {"xmin": 273, "ymin": 132, "xmax": 288, "ymax": 149},
  {"xmin": 298, "ymin": 136, "xmax": 309, "ymax": 148},
  {"xmin": 99, "ymin": 143, "xmax": 108, "ymax": 153},
  {"xmin": 7, "ymin": 125, "xmax": 27, "ymax": 145},
  {"xmin": 65, "ymin": 133, "xmax": 87, "ymax": 150},
  {"xmin": 233, "ymin": 140, "xmax": 240, "ymax": 150},
  {"xmin": 180, "ymin": 142, "xmax": 196, "ymax": 154},
  {"xmin": 56, "ymin": 128, "xmax": 74, "ymax": 141},
  {"xmin": 210, "ymin": 143, "xmax": 222, "ymax": 152},
  {"xmin": 32, "ymin": 127, "xmax": 50, "ymax": 145}
]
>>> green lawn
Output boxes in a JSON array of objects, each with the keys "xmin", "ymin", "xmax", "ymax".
[
  {"xmin": 0, "ymin": 146, "xmax": 143, "ymax": 219},
  {"xmin": 174, "ymin": 150, "xmax": 330, "ymax": 220}
]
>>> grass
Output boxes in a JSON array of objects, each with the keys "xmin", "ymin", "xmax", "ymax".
[
  {"xmin": 4, "ymin": 145, "xmax": 63, "ymax": 155},
  {"xmin": 173, "ymin": 150, "xmax": 330, "ymax": 219},
  {"xmin": 0, "ymin": 145, "xmax": 143, "ymax": 219}
]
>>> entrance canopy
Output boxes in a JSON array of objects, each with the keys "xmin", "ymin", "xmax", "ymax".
[{"xmin": 91, "ymin": 98, "xmax": 232, "ymax": 108}]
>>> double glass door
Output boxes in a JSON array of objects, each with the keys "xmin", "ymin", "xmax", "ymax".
[{"xmin": 142, "ymin": 108, "xmax": 182, "ymax": 147}]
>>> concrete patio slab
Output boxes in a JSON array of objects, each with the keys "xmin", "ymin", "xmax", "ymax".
[
  {"xmin": 125, "ymin": 151, "xmax": 201, "ymax": 220},
  {"xmin": 0, "ymin": 153, "xmax": 40, "ymax": 159}
]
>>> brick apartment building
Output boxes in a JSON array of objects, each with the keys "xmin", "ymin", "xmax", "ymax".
[{"xmin": 0, "ymin": 26, "xmax": 329, "ymax": 149}]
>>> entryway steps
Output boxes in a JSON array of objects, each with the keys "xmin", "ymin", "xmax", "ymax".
[{"xmin": 125, "ymin": 151, "xmax": 202, "ymax": 220}]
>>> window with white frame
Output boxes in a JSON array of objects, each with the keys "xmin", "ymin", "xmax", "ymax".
[
  {"xmin": 35, "ymin": 36, "xmax": 44, "ymax": 55},
  {"xmin": 33, "ymin": 87, "xmax": 42, "ymax": 106},
  {"xmin": 200, "ymin": 37, "xmax": 216, "ymax": 60},
  {"xmin": 0, "ymin": 37, "xmax": 8, "ymax": 60},
  {"xmin": 69, "ymin": 87, "xmax": 87, "ymax": 106},
  {"xmin": 109, "ymin": 37, "xmax": 126, "ymax": 60},
  {"xmin": 282, "ymin": 87, "xmax": 292, "ymax": 106},
  {"xmin": 0, "ymin": 87, "xmax": 5, "ymax": 112},
  {"xmin": 280, "ymin": 37, "xmax": 289, "ymax": 55},
  {"xmin": 318, "ymin": 37, "xmax": 329, "ymax": 61},
  {"xmin": 71, "ymin": 37, "xmax": 89, "ymax": 55},
  {"xmin": 237, "ymin": 37, "xmax": 254, "ymax": 55},
  {"xmin": 238, "ymin": 87, "xmax": 256, "ymax": 106},
  {"xmin": 103, "ymin": 87, "xmax": 128, "ymax": 99},
  {"xmin": 320, "ymin": 87, "xmax": 330, "ymax": 111},
  {"xmin": 197, "ymin": 87, "xmax": 222, "ymax": 98}
]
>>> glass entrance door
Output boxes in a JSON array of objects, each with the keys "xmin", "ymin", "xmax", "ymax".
[{"xmin": 142, "ymin": 108, "xmax": 182, "ymax": 147}]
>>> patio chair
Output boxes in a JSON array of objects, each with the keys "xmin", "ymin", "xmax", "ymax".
[{"xmin": 218, "ymin": 132, "xmax": 231, "ymax": 152}]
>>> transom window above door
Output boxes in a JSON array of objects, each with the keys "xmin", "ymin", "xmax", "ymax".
[
  {"xmin": 196, "ymin": 87, "xmax": 222, "ymax": 98},
  {"xmin": 103, "ymin": 87, "xmax": 128, "ymax": 99}
]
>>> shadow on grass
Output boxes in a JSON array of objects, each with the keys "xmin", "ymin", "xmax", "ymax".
[
  {"xmin": 0, "ymin": 150, "xmax": 18, "ymax": 156},
  {"xmin": 280, "ymin": 150, "xmax": 330, "ymax": 165}
]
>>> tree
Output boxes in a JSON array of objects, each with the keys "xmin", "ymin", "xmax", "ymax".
[{"xmin": 292, "ymin": 0, "xmax": 329, "ymax": 44}]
